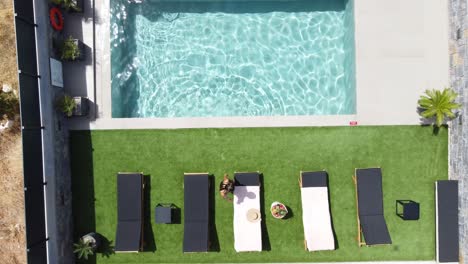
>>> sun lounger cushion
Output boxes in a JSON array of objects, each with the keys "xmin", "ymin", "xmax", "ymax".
[
  {"xmin": 359, "ymin": 215, "xmax": 391, "ymax": 245},
  {"xmin": 356, "ymin": 168, "xmax": 392, "ymax": 245},
  {"xmin": 115, "ymin": 221, "xmax": 143, "ymax": 252},
  {"xmin": 115, "ymin": 173, "xmax": 143, "ymax": 252},
  {"xmin": 235, "ymin": 172, "xmax": 260, "ymax": 186},
  {"xmin": 183, "ymin": 174, "xmax": 210, "ymax": 252},
  {"xmin": 301, "ymin": 171, "xmax": 335, "ymax": 251},
  {"xmin": 234, "ymin": 172, "xmax": 262, "ymax": 252},
  {"xmin": 436, "ymin": 180, "xmax": 459, "ymax": 263}
]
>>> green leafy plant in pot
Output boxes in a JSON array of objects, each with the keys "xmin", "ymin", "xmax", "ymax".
[
  {"xmin": 418, "ymin": 88, "xmax": 461, "ymax": 127},
  {"xmin": 73, "ymin": 238, "xmax": 94, "ymax": 260},
  {"xmin": 61, "ymin": 36, "xmax": 82, "ymax": 61},
  {"xmin": 57, "ymin": 95, "xmax": 76, "ymax": 117},
  {"xmin": 270, "ymin": 202, "xmax": 288, "ymax": 219},
  {"xmin": 51, "ymin": 0, "xmax": 82, "ymax": 12}
]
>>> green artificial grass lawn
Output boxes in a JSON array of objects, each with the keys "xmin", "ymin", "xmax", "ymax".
[{"xmin": 70, "ymin": 126, "xmax": 448, "ymax": 263}]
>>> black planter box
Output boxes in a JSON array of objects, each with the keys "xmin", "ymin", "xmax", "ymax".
[{"xmin": 72, "ymin": 96, "xmax": 89, "ymax": 117}]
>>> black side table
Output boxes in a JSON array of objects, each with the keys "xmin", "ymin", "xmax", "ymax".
[
  {"xmin": 396, "ymin": 200, "xmax": 420, "ymax": 220},
  {"xmin": 155, "ymin": 203, "xmax": 175, "ymax": 224}
]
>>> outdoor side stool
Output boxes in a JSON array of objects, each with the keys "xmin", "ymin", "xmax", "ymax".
[
  {"xmin": 155, "ymin": 203, "xmax": 175, "ymax": 224},
  {"xmin": 396, "ymin": 200, "xmax": 419, "ymax": 220}
]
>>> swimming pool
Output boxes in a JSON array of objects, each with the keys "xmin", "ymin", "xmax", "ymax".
[{"xmin": 111, "ymin": 0, "xmax": 356, "ymax": 118}]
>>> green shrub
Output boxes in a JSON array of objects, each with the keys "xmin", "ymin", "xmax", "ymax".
[
  {"xmin": 51, "ymin": 0, "xmax": 81, "ymax": 12},
  {"xmin": 57, "ymin": 95, "xmax": 76, "ymax": 117},
  {"xmin": 0, "ymin": 92, "xmax": 19, "ymax": 119},
  {"xmin": 61, "ymin": 37, "xmax": 81, "ymax": 61},
  {"xmin": 73, "ymin": 238, "xmax": 94, "ymax": 260}
]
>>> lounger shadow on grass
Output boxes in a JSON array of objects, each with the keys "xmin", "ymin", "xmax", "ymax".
[
  {"xmin": 208, "ymin": 175, "xmax": 220, "ymax": 252},
  {"xmin": 326, "ymin": 176, "xmax": 339, "ymax": 249},
  {"xmin": 259, "ymin": 174, "xmax": 271, "ymax": 251},
  {"xmin": 143, "ymin": 175, "xmax": 156, "ymax": 252}
]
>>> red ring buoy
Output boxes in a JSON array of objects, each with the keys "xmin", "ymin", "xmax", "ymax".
[{"xmin": 49, "ymin": 7, "xmax": 64, "ymax": 31}]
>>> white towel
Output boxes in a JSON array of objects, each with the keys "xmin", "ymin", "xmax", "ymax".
[
  {"xmin": 301, "ymin": 186, "xmax": 335, "ymax": 251},
  {"xmin": 233, "ymin": 186, "xmax": 262, "ymax": 252}
]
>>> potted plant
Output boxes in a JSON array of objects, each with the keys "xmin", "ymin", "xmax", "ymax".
[
  {"xmin": 73, "ymin": 238, "xmax": 94, "ymax": 260},
  {"xmin": 61, "ymin": 36, "xmax": 85, "ymax": 61},
  {"xmin": 57, "ymin": 95, "xmax": 90, "ymax": 117},
  {"xmin": 57, "ymin": 94, "xmax": 76, "ymax": 117},
  {"xmin": 73, "ymin": 232, "xmax": 102, "ymax": 260},
  {"xmin": 51, "ymin": 0, "xmax": 83, "ymax": 13},
  {"xmin": 72, "ymin": 96, "xmax": 90, "ymax": 117},
  {"xmin": 418, "ymin": 88, "xmax": 461, "ymax": 127},
  {"xmin": 270, "ymin": 201, "xmax": 288, "ymax": 219}
]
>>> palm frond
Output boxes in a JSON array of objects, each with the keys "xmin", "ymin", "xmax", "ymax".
[{"xmin": 418, "ymin": 88, "xmax": 461, "ymax": 127}]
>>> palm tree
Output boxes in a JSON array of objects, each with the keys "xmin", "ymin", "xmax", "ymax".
[
  {"xmin": 418, "ymin": 88, "xmax": 461, "ymax": 127},
  {"xmin": 73, "ymin": 238, "xmax": 94, "ymax": 260}
]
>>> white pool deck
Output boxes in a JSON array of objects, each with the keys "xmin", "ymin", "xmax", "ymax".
[{"xmin": 71, "ymin": 0, "xmax": 450, "ymax": 130}]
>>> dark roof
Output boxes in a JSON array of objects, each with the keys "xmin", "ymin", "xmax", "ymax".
[
  {"xmin": 234, "ymin": 172, "xmax": 260, "ymax": 186},
  {"xmin": 301, "ymin": 171, "xmax": 328, "ymax": 187}
]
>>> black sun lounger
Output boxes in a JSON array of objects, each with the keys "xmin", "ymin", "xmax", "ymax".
[
  {"xmin": 354, "ymin": 168, "xmax": 392, "ymax": 246},
  {"xmin": 436, "ymin": 180, "xmax": 459, "ymax": 263},
  {"xmin": 183, "ymin": 173, "xmax": 210, "ymax": 253},
  {"xmin": 115, "ymin": 173, "xmax": 144, "ymax": 252}
]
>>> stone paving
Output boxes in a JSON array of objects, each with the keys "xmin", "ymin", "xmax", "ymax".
[{"xmin": 449, "ymin": 0, "xmax": 468, "ymax": 263}]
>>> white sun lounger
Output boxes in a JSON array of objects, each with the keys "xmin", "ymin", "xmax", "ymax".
[
  {"xmin": 300, "ymin": 171, "xmax": 335, "ymax": 251},
  {"xmin": 233, "ymin": 172, "xmax": 262, "ymax": 252}
]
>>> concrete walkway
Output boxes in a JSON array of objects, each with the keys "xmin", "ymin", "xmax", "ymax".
[{"xmin": 69, "ymin": 0, "xmax": 449, "ymax": 130}]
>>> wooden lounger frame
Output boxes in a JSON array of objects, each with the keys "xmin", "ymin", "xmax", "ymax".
[
  {"xmin": 116, "ymin": 172, "xmax": 145, "ymax": 253},
  {"xmin": 184, "ymin": 172, "xmax": 210, "ymax": 175}
]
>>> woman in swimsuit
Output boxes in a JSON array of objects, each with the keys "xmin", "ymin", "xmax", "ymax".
[{"xmin": 219, "ymin": 173, "xmax": 234, "ymax": 202}]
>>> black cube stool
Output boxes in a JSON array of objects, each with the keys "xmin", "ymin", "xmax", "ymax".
[
  {"xmin": 396, "ymin": 200, "xmax": 420, "ymax": 220},
  {"xmin": 155, "ymin": 203, "xmax": 175, "ymax": 224}
]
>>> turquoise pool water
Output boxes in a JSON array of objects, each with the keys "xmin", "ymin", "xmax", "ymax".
[{"xmin": 111, "ymin": 0, "xmax": 356, "ymax": 118}]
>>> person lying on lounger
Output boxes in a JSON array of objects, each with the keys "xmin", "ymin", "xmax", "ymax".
[{"xmin": 219, "ymin": 173, "xmax": 234, "ymax": 202}]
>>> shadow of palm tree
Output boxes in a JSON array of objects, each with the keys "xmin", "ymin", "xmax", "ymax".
[{"xmin": 96, "ymin": 234, "xmax": 115, "ymax": 258}]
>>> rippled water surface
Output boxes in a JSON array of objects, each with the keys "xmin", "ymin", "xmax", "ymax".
[{"xmin": 111, "ymin": 0, "xmax": 356, "ymax": 118}]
